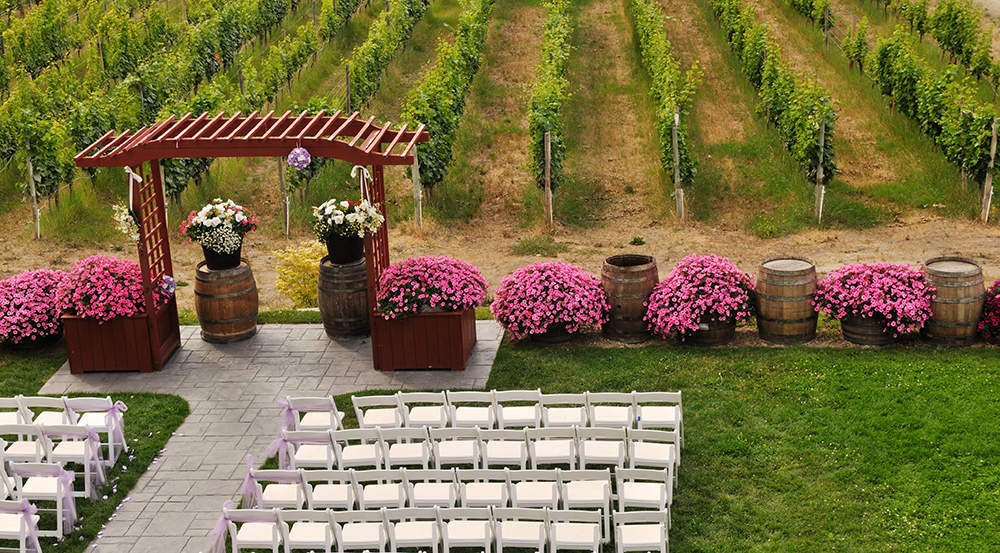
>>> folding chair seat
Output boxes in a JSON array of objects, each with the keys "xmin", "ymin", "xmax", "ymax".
[
  {"xmin": 494, "ymin": 507, "xmax": 547, "ymax": 553},
  {"xmin": 404, "ymin": 469, "xmax": 460, "ymax": 508},
  {"xmin": 353, "ymin": 469, "xmax": 410, "ymax": 509},
  {"xmin": 547, "ymin": 509, "xmax": 602, "ymax": 553},
  {"xmin": 64, "ymin": 396, "xmax": 129, "ymax": 467},
  {"xmin": 627, "ymin": 428, "xmax": 680, "ymax": 476},
  {"xmin": 457, "ymin": 469, "xmax": 511, "ymax": 508},
  {"xmin": 240, "ymin": 465, "xmax": 305, "ymax": 510},
  {"xmin": 9, "ymin": 462, "xmax": 76, "ymax": 537},
  {"xmin": 526, "ymin": 427, "xmax": 577, "ymax": 469},
  {"xmin": 380, "ymin": 427, "xmax": 432, "ymax": 469},
  {"xmin": 0, "ymin": 499, "xmax": 42, "ymax": 553},
  {"xmin": 332, "ymin": 428, "xmax": 383, "ymax": 470},
  {"xmin": 616, "ymin": 468, "xmax": 672, "ymax": 528},
  {"xmin": 586, "ymin": 392, "xmax": 635, "ymax": 428},
  {"xmin": 270, "ymin": 430, "xmax": 336, "ymax": 470},
  {"xmin": 430, "ymin": 428, "xmax": 481, "ymax": 469},
  {"xmin": 332, "ymin": 509, "xmax": 388, "ymax": 553},
  {"xmin": 0, "ymin": 398, "xmax": 29, "ymax": 427},
  {"xmin": 281, "ymin": 396, "xmax": 345, "ymax": 431},
  {"xmin": 576, "ymin": 427, "xmax": 626, "ymax": 469},
  {"xmin": 632, "ymin": 391, "xmax": 683, "ymax": 446},
  {"xmin": 446, "ymin": 391, "xmax": 496, "ymax": 429},
  {"xmin": 494, "ymin": 390, "xmax": 542, "ymax": 429},
  {"xmin": 279, "ymin": 509, "xmax": 334, "ymax": 553},
  {"xmin": 540, "ymin": 394, "xmax": 588, "ymax": 428},
  {"xmin": 39, "ymin": 425, "xmax": 105, "ymax": 499},
  {"xmin": 385, "ymin": 507, "xmax": 441, "ymax": 553},
  {"xmin": 353, "ymin": 394, "xmax": 404, "ymax": 429},
  {"xmin": 19, "ymin": 397, "xmax": 72, "ymax": 428},
  {"xmin": 438, "ymin": 507, "xmax": 494, "ymax": 553},
  {"xmin": 222, "ymin": 507, "xmax": 284, "ymax": 553},
  {"xmin": 302, "ymin": 470, "xmax": 358, "ymax": 510},
  {"xmin": 509, "ymin": 469, "xmax": 559, "ymax": 509},
  {"xmin": 0, "ymin": 425, "xmax": 45, "ymax": 463},
  {"xmin": 557, "ymin": 469, "xmax": 612, "ymax": 540},
  {"xmin": 613, "ymin": 510, "xmax": 669, "ymax": 553},
  {"xmin": 398, "ymin": 392, "xmax": 451, "ymax": 428},
  {"xmin": 480, "ymin": 429, "xmax": 527, "ymax": 469}
]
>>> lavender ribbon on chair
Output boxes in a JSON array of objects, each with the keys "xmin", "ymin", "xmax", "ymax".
[
  {"xmin": 276, "ymin": 399, "xmax": 296, "ymax": 431},
  {"xmin": 9, "ymin": 466, "xmax": 78, "ymax": 531},
  {"xmin": 264, "ymin": 436, "xmax": 290, "ymax": 469},
  {"xmin": 238, "ymin": 455, "xmax": 262, "ymax": 509},
  {"xmin": 105, "ymin": 401, "xmax": 129, "ymax": 453},
  {"xmin": 209, "ymin": 499, "xmax": 237, "ymax": 553}
]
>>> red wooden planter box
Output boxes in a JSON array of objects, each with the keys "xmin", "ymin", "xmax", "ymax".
[
  {"xmin": 63, "ymin": 296, "xmax": 181, "ymax": 374},
  {"xmin": 371, "ymin": 308, "xmax": 477, "ymax": 371}
]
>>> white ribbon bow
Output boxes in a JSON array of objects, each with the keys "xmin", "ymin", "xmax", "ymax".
[{"xmin": 352, "ymin": 165, "xmax": 373, "ymax": 201}]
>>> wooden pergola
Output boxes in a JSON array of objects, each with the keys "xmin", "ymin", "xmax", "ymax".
[{"xmin": 75, "ymin": 110, "xmax": 428, "ymax": 371}]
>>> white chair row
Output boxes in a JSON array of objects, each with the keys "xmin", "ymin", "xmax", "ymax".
[
  {"xmin": 0, "ymin": 461, "xmax": 77, "ymax": 538},
  {"xmin": 0, "ymin": 425, "xmax": 107, "ymax": 500},
  {"xmin": 0, "ymin": 395, "xmax": 129, "ymax": 466},
  {"xmin": 0, "ymin": 499, "xmax": 43, "ymax": 553},
  {"xmin": 213, "ymin": 505, "xmax": 668, "ymax": 553}
]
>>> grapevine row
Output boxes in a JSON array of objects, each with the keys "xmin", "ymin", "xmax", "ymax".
[
  {"xmin": 347, "ymin": 0, "xmax": 431, "ymax": 109},
  {"xmin": 527, "ymin": 0, "xmax": 571, "ymax": 191}
]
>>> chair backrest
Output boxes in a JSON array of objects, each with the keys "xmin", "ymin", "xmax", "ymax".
[
  {"xmin": 351, "ymin": 468, "xmax": 406, "ymax": 485},
  {"xmin": 224, "ymin": 507, "xmax": 281, "ymax": 524},
  {"xmin": 397, "ymin": 392, "xmax": 447, "ymax": 405},
  {"xmin": 18, "ymin": 396, "xmax": 67, "ymax": 412},
  {"xmin": 585, "ymin": 392, "xmax": 634, "ymax": 406},
  {"xmin": 250, "ymin": 469, "xmax": 303, "ymax": 485},
  {"xmin": 332, "ymin": 508, "xmax": 387, "ymax": 524},
  {"xmin": 384, "ymin": 507, "xmax": 438, "ymax": 522},
  {"xmin": 507, "ymin": 469, "xmax": 558, "ymax": 483},
  {"xmin": 0, "ymin": 397, "xmax": 29, "ymax": 421},
  {"xmin": 626, "ymin": 428, "xmax": 679, "ymax": 444},
  {"xmin": 378, "ymin": 427, "xmax": 430, "ymax": 443},
  {"xmin": 612, "ymin": 510, "xmax": 669, "ymax": 525},
  {"xmin": 615, "ymin": 467, "xmax": 670, "ymax": 484},
  {"xmin": 478, "ymin": 429, "xmax": 527, "ymax": 441},
  {"xmin": 429, "ymin": 427, "xmax": 480, "ymax": 441},
  {"xmin": 300, "ymin": 469, "xmax": 355, "ymax": 486},
  {"xmin": 63, "ymin": 396, "xmax": 114, "ymax": 413},
  {"xmin": 437, "ymin": 506, "xmax": 493, "ymax": 521},
  {"xmin": 492, "ymin": 390, "xmax": 541, "ymax": 404},
  {"xmin": 282, "ymin": 429, "xmax": 334, "ymax": 446},
  {"xmin": 331, "ymin": 428, "xmax": 379, "ymax": 445},
  {"xmin": 493, "ymin": 507, "xmax": 546, "ymax": 522},
  {"xmin": 278, "ymin": 508, "xmax": 330, "ymax": 528},
  {"xmin": 526, "ymin": 427, "xmax": 576, "ymax": 441},
  {"xmin": 287, "ymin": 396, "xmax": 338, "ymax": 413},
  {"xmin": 539, "ymin": 393, "xmax": 587, "ymax": 407},
  {"xmin": 632, "ymin": 391, "xmax": 681, "ymax": 406},
  {"xmin": 352, "ymin": 394, "xmax": 400, "ymax": 410},
  {"xmin": 400, "ymin": 468, "xmax": 457, "ymax": 484},
  {"xmin": 546, "ymin": 509, "xmax": 602, "ymax": 524},
  {"xmin": 555, "ymin": 468, "xmax": 610, "ymax": 483},
  {"xmin": 445, "ymin": 391, "xmax": 494, "ymax": 406},
  {"xmin": 0, "ymin": 424, "xmax": 40, "ymax": 440},
  {"xmin": 456, "ymin": 468, "xmax": 512, "ymax": 483},
  {"xmin": 575, "ymin": 427, "xmax": 626, "ymax": 441}
]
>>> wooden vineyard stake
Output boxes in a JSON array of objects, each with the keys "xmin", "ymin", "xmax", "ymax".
[
  {"xmin": 823, "ymin": 7, "xmax": 829, "ymax": 48},
  {"xmin": 672, "ymin": 110, "xmax": 685, "ymax": 220},
  {"xmin": 544, "ymin": 131, "xmax": 554, "ymax": 230},
  {"xmin": 278, "ymin": 158, "xmax": 289, "ymax": 237},
  {"xmin": 815, "ymin": 120, "xmax": 826, "ymax": 224},
  {"xmin": 26, "ymin": 152, "xmax": 40, "ymax": 240},
  {"xmin": 412, "ymin": 145, "xmax": 423, "ymax": 229},
  {"xmin": 313, "ymin": 0, "xmax": 318, "ymax": 25},
  {"xmin": 345, "ymin": 64, "xmax": 352, "ymax": 112},
  {"xmin": 981, "ymin": 118, "xmax": 998, "ymax": 223}
]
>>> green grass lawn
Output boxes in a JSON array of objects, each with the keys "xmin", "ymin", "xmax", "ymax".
[{"xmin": 0, "ymin": 347, "xmax": 189, "ymax": 553}]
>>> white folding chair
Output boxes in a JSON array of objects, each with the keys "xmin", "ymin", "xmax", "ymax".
[
  {"xmin": 18, "ymin": 397, "xmax": 72, "ymax": 428},
  {"xmin": 403, "ymin": 468, "xmax": 460, "ymax": 508},
  {"xmin": 279, "ymin": 508, "xmax": 334, "ymax": 553},
  {"xmin": 546, "ymin": 509, "xmax": 602, "ymax": 553},
  {"xmin": 331, "ymin": 428, "xmax": 383, "ymax": 470},
  {"xmin": 242, "ymin": 468, "xmax": 305, "ymax": 510},
  {"xmin": 430, "ymin": 427, "xmax": 482, "ymax": 469},
  {"xmin": 385, "ymin": 507, "xmax": 441, "ymax": 553},
  {"xmin": 282, "ymin": 396, "xmax": 346, "ymax": 431},
  {"xmin": 380, "ymin": 427, "xmax": 432, "ymax": 469},
  {"xmin": 576, "ymin": 427, "xmax": 626, "ymax": 469},
  {"xmin": 509, "ymin": 469, "xmax": 559, "ymax": 509},
  {"xmin": 615, "ymin": 468, "xmax": 672, "ymax": 529},
  {"xmin": 540, "ymin": 394, "xmax": 588, "ymax": 428},
  {"xmin": 438, "ymin": 507, "xmax": 494, "ymax": 553},
  {"xmin": 585, "ymin": 392, "xmax": 635, "ymax": 428},
  {"xmin": 494, "ymin": 507, "xmax": 547, "ymax": 553},
  {"xmin": 0, "ymin": 425, "xmax": 45, "ymax": 464},
  {"xmin": 398, "ymin": 392, "xmax": 450, "ymax": 428},
  {"xmin": 64, "ymin": 396, "xmax": 129, "ymax": 467},
  {"xmin": 0, "ymin": 398, "xmax": 29, "ymax": 427},
  {"xmin": 224, "ymin": 507, "xmax": 284, "ymax": 553},
  {"xmin": 0, "ymin": 499, "xmax": 42, "ymax": 553},
  {"xmin": 446, "ymin": 391, "xmax": 496, "ymax": 429},
  {"xmin": 353, "ymin": 469, "xmax": 409, "ymax": 509},
  {"xmin": 493, "ymin": 390, "xmax": 542, "ymax": 429},
  {"xmin": 8, "ymin": 462, "xmax": 76, "ymax": 537},
  {"xmin": 632, "ymin": 391, "xmax": 683, "ymax": 446},
  {"xmin": 301, "ymin": 470, "xmax": 358, "ymax": 510},
  {"xmin": 0, "ymin": 462, "xmax": 12, "ymax": 499},
  {"xmin": 627, "ymin": 428, "xmax": 680, "ymax": 477},
  {"xmin": 38, "ymin": 425, "xmax": 105, "ymax": 499},
  {"xmin": 557, "ymin": 469, "xmax": 612, "ymax": 541},
  {"xmin": 613, "ymin": 510, "xmax": 669, "ymax": 553},
  {"xmin": 353, "ymin": 395, "xmax": 404, "ymax": 429},
  {"xmin": 332, "ymin": 508, "xmax": 388, "ymax": 553},
  {"xmin": 458, "ymin": 468, "xmax": 511, "ymax": 508},
  {"xmin": 526, "ymin": 427, "xmax": 577, "ymax": 469},
  {"xmin": 271, "ymin": 430, "xmax": 336, "ymax": 470},
  {"xmin": 480, "ymin": 429, "xmax": 527, "ymax": 469}
]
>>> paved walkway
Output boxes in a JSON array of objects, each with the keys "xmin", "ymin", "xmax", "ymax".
[{"xmin": 39, "ymin": 322, "xmax": 504, "ymax": 553}]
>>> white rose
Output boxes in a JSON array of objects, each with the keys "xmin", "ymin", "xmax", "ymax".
[
  {"xmin": 333, "ymin": 215, "xmax": 344, "ymax": 225},
  {"xmin": 340, "ymin": 200, "xmax": 349, "ymax": 209}
]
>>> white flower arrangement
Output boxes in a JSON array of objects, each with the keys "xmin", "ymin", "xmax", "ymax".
[
  {"xmin": 180, "ymin": 198, "xmax": 257, "ymax": 250},
  {"xmin": 112, "ymin": 202, "xmax": 140, "ymax": 242},
  {"xmin": 199, "ymin": 226, "xmax": 243, "ymax": 254},
  {"xmin": 313, "ymin": 198, "xmax": 385, "ymax": 241}
]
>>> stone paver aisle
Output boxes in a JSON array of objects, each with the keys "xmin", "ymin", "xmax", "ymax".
[{"xmin": 39, "ymin": 322, "xmax": 503, "ymax": 553}]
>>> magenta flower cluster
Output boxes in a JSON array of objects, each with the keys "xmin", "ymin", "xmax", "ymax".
[
  {"xmin": 977, "ymin": 280, "xmax": 1000, "ymax": 340},
  {"xmin": 490, "ymin": 261, "xmax": 610, "ymax": 340},
  {"xmin": 644, "ymin": 254, "xmax": 755, "ymax": 340},
  {"xmin": 0, "ymin": 270, "xmax": 68, "ymax": 345},
  {"xmin": 812, "ymin": 263, "xmax": 935, "ymax": 337},
  {"xmin": 377, "ymin": 256, "xmax": 488, "ymax": 319},
  {"xmin": 56, "ymin": 256, "xmax": 172, "ymax": 324}
]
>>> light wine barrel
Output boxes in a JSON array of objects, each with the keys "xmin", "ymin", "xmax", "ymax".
[
  {"xmin": 319, "ymin": 257, "xmax": 369, "ymax": 338},
  {"xmin": 601, "ymin": 254, "xmax": 659, "ymax": 343},
  {"xmin": 755, "ymin": 257, "xmax": 817, "ymax": 344},
  {"xmin": 194, "ymin": 260, "xmax": 258, "ymax": 343},
  {"xmin": 922, "ymin": 257, "xmax": 984, "ymax": 345}
]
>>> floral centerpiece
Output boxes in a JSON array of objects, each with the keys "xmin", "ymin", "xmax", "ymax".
[
  {"xmin": 377, "ymin": 256, "xmax": 487, "ymax": 319},
  {"xmin": 56, "ymin": 256, "xmax": 174, "ymax": 324},
  {"xmin": 0, "ymin": 270, "xmax": 68, "ymax": 347},
  {"xmin": 978, "ymin": 280, "xmax": 1000, "ymax": 342},
  {"xmin": 313, "ymin": 198, "xmax": 384, "ymax": 264},
  {"xmin": 644, "ymin": 254, "xmax": 754, "ymax": 344},
  {"xmin": 491, "ymin": 261, "xmax": 610, "ymax": 341},
  {"xmin": 812, "ymin": 263, "xmax": 935, "ymax": 343},
  {"xmin": 180, "ymin": 198, "xmax": 258, "ymax": 270}
]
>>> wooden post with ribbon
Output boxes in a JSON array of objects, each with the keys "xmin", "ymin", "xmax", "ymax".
[
  {"xmin": 672, "ymin": 110, "xmax": 685, "ymax": 220},
  {"xmin": 982, "ymin": 118, "xmax": 998, "ymax": 223},
  {"xmin": 544, "ymin": 131, "xmax": 553, "ymax": 230},
  {"xmin": 412, "ymin": 146, "xmax": 423, "ymax": 229}
]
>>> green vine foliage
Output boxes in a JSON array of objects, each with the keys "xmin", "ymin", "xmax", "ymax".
[
  {"xmin": 898, "ymin": 0, "xmax": 929, "ymax": 39},
  {"xmin": 319, "ymin": 0, "xmax": 361, "ymax": 40},
  {"xmin": 628, "ymin": 0, "xmax": 701, "ymax": 184},
  {"xmin": 347, "ymin": 0, "xmax": 430, "ymax": 109},
  {"xmin": 528, "ymin": 0, "xmax": 571, "ymax": 190},
  {"xmin": 843, "ymin": 17, "xmax": 870, "ymax": 72},
  {"xmin": 930, "ymin": 0, "xmax": 981, "ymax": 65},
  {"xmin": 785, "ymin": 0, "xmax": 834, "ymax": 32},
  {"xmin": 712, "ymin": 0, "xmax": 836, "ymax": 184},
  {"xmin": 401, "ymin": 0, "xmax": 496, "ymax": 191}
]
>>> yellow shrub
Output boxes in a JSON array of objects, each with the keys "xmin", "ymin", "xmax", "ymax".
[{"xmin": 275, "ymin": 242, "xmax": 326, "ymax": 308}]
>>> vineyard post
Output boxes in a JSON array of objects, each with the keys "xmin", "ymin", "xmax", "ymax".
[
  {"xmin": 815, "ymin": 120, "xmax": 826, "ymax": 223},
  {"xmin": 278, "ymin": 158, "xmax": 289, "ymax": 237},
  {"xmin": 26, "ymin": 153, "xmax": 40, "ymax": 240},
  {"xmin": 672, "ymin": 110, "xmax": 685, "ymax": 220},
  {"xmin": 823, "ymin": 7, "xmax": 829, "ymax": 47},
  {"xmin": 313, "ymin": 0, "xmax": 317, "ymax": 25},
  {"xmin": 345, "ymin": 64, "xmax": 352, "ymax": 112},
  {"xmin": 544, "ymin": 131, "xmax": 554, "ymax": 230},
  {"xmin": 412, "ymin": 145, "xmax": 423, "ymax": 229},
  {"xmin": 981, "ymin": 118, "xmax": 998, "ymax": 223}
]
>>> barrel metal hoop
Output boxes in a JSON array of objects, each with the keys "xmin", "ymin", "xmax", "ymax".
[
  {"xmin": 926, "ymin": 320, "xmax": 979, "ymax": 328},
  {"xmin": 320, "ymin": 286, "xmax": 368, "ymax": 294},
  {"xmin": 199, "ymin": 313, "xmax": 258, "ymax": 325},
  {"xmin": 932, "ymin": 295, "xmax": 985, "ymax": 304},
  {"xmin": 758, "ymin": 277, "xmax": 817, "ymax": 286},
  {"xmin": 757, "ymin": 314, "xmax": 818, "ymax": 324},
  {"xmin": 194, "ymin": 286, "xmax": 258, "ymax": 299},
  {"xmin": 930, "ymin": 279, "xmax": 984, "ymax": 288},
  {"xmin": 755, "ymin": 292, "xmax": 815, "ymax": 302}
]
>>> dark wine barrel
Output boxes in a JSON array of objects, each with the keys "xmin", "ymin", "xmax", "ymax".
[
  {"xmin": 922, "ymin": 257, "xmax": 984, "ymax": 345},
  {"xmin": 755, "ymin": 257, "xmax": 818, "ymax": 344},
  {"xmin": 841, "ymin": 315, "xmax": 895, "ymax": 346},
  {"xmin": 689, "ymin": 320, "xmax": 736, "ymax": 346},
  {"xmin": 601, "ymin": 254, "xmax": 659, "ymax": 343},
  {"xmin": 194, "ymin": 260, "xmax": 258, "ymax": 343},
  {"xmin": 319, "ymin": 257, "xmax": 369, "ymax": 338}
]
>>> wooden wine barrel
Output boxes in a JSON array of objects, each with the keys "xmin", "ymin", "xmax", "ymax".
[
  {"xmin": 841, "ymin": 315, "xmax": 895, "ymax": 346},
  {"xmin": 922, "ymin": 257, "xmax": 984, "ymax": 345},
  {"xmin": 755, "ymin": 257, "xmax": 818, "ymax": 344},
  {"xmin": 318, "ymin": 257, "xmax": 369, "ymax": 338},
  {"xmin": 194, "ymin": 260, "xmax": 258, "ymax": 343},
  {"xmin": 689, "ymin": 320, "xmax": 736, "ymax": 346},
  {"xmin": 601, "ymin": 254, "xmax": 659, "ymax": 343}
]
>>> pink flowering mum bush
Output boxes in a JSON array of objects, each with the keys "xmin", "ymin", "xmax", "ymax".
[
  {"xmin": 491, "ymin": 261, "xmax": 610, "ymax": 340},
  {"xmin": 0, "ymin": 270, "xmax": 67, "ymax": 345},
  {"xmin": 377, "ymin": 256, "xmax": 488, "ymax": 319},
  {"xmin": 644, "ymin": 254, "xmax": 754, "ymax": 340},
  {"xmin": 56, "ymin": 256, "xmax": 172, "ymax": 324},
  {"xmin": 812, "ymin": 263, "xmax": 935, "ymax": 337},
  {"xmin": 976, "ymin": 280, "xmax": 1000, "ymax": 340}
]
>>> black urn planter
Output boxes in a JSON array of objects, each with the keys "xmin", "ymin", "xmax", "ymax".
[
  {"xmin": 531, "ymin": 323, "xmax": 575, "ymax": 344},
  {"xmin": 326, "ymin": 234, "xmax": 365, "ymax": 265},
  {"xmin": 202, "ymin": 243, "xmax": 243, "ymax": 271}
]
